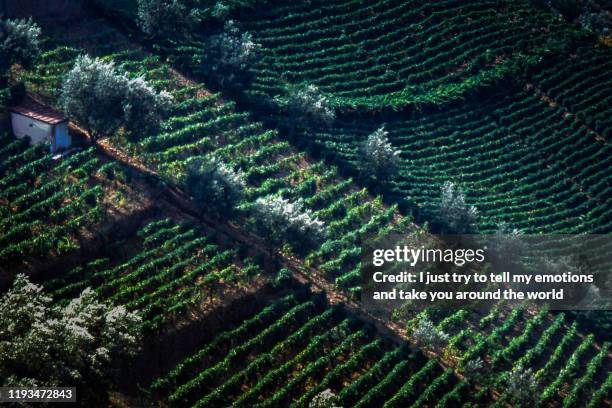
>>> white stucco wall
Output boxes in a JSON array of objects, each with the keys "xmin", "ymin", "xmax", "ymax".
[{"xmin": 11, "ymin": 112, "xmax": 52, "ymax": 146}]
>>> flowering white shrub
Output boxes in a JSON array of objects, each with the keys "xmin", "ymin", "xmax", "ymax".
[
  {"xmin": 60, "ymin": 55, "xmax": 171, "ymax": 142},
  {"xmin": 184, "ymin": 156, "xmax": 246, "ymax": 215},
  {"xmin": 253, "ymin": 195, "xmax": 326, "ymax": 250},
  {"xmin": 361, "ymin": 125, "xmax": 400, "ymax": 179},
  {"xmin": 0, "ymin": 274, "xmax": 141, "ymax": 387},
  {"xmin": 286, "ymin": 84, "xmax": 336, "ymax": 126},
  {"xmin": 435, "ymin": 181, "xmax": 478, "ymax": 233}
]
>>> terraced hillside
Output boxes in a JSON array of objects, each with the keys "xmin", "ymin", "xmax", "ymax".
[
  {"xmin": 128, "ymin": 0, "xmax": 611, "ymax": 236},
  {"xmin": 24, "ymin": 32, "xmax": 412, "ymax": 297},
  {"xmin": 2, "ymin": 2, "xmax": 611, "ymax": 407}
]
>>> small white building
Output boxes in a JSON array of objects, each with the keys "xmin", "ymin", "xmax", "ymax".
[{"xmin": 10, "ymin": 102, "xmax": 71, "ymax": 153}]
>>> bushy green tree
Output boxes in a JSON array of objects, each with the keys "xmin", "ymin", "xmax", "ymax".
[
  {"xmin": 434, "ymin": 181, "xmax": 478, "ymax": 233},
  {"xmin": 0, "ymin": 274, "xmax": 141, "ymax": 388},
  {"xmin": 60, "ymin": 55, "xmax": 171, "ymax": 143},
  {"xmin": 184, "ymin": 156, "xmax": 245, "ymax": 215},
  {"xmin": 252, "ymin": 195, "xmax": 326, "ymax": 252},
  {"xmin": 361, "ymin": 125, "xmax": 400, "ymax": 180},
  {"xmin": 137, "ymin": 0, "xmax": 198, "ymax": 39}
]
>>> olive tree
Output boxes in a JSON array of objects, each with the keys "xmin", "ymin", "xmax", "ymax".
[
  {"xmin": 252, "ymin": 195, "xmax": 326, "ymax": 252},
  {"xmin": 60, "ymin": 55, "xmax": 171, "ymax": 143},
  {"xmin": 285, "ymin": 83, "xmax": 336, "ymax": 127},
  {"xmin": 204, "ymin": 20, "xmax": 261, "ymax": 89},
  {"xmin": 137, "ymin": 0, "xmax": 198, "ymax": 39},
  {"xmin": 310, "ymin": 389, "xmax": 342, "ymax": 408},
  {"xmin": 0, "ymin": 274, "xmax": 141, "ymax": 388},
  {"xmin": 506, "ymin": 366, "xmax": 538, "ymax": 407},
  {"xmin": 184, "ymin": 156, "xmax": 245, "ymax": 215},
  {"xmin": 361, "ymin": 125, "xmax": 400, "ymax": 180},
  {"xmin": 434, "ymin": 181, "xmax": 478, "ymax": 233},
  {"xmin": 0, "ymin": 18, "xmax": 41, "ymax": 75},
  {"xmin": 211, "ymin": 2, "xmax": 230, "ymax": 21},
  {"xmin": 0, "ymin": 18, "xmax": 41, "ymax": 104},
  {"xmin": 412, "ymin": 317, "xmax": 449, "ymax": 350}
]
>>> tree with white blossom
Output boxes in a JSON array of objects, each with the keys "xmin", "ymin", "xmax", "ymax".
[{"xmin": 0, "ymin": 274, "xmax": 141, "ymax": 391}]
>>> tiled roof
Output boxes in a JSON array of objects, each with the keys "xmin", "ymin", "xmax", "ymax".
[{"xmin": 10, "ymin": 101, "xmax": 68, "ymax": 125}]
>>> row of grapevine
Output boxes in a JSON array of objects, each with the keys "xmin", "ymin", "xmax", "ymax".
[
  {"xmin": 232, "ymin": 0, "xmax": 574, "ymax": 109},
  {"xmin": 150, "ymin": 291, "xmax": 468, "ymax": 407},
  {"xmin": 529, "ymin": 44, "xmax": 612, "ymax": 140},
  {"xmin": 0, "ymin": 135, "xmax": 103, "ymax": 264},
  {"xmin": 306, "ymin": 84, "xmax": 612, "ymax": 234},
  {"xmin": 43, "ymin": 217, "xmax": 262, "ymax": 331},
  {"xmin": 420, "ymin": 306, "xmax": 612, "ymax": 407}
]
